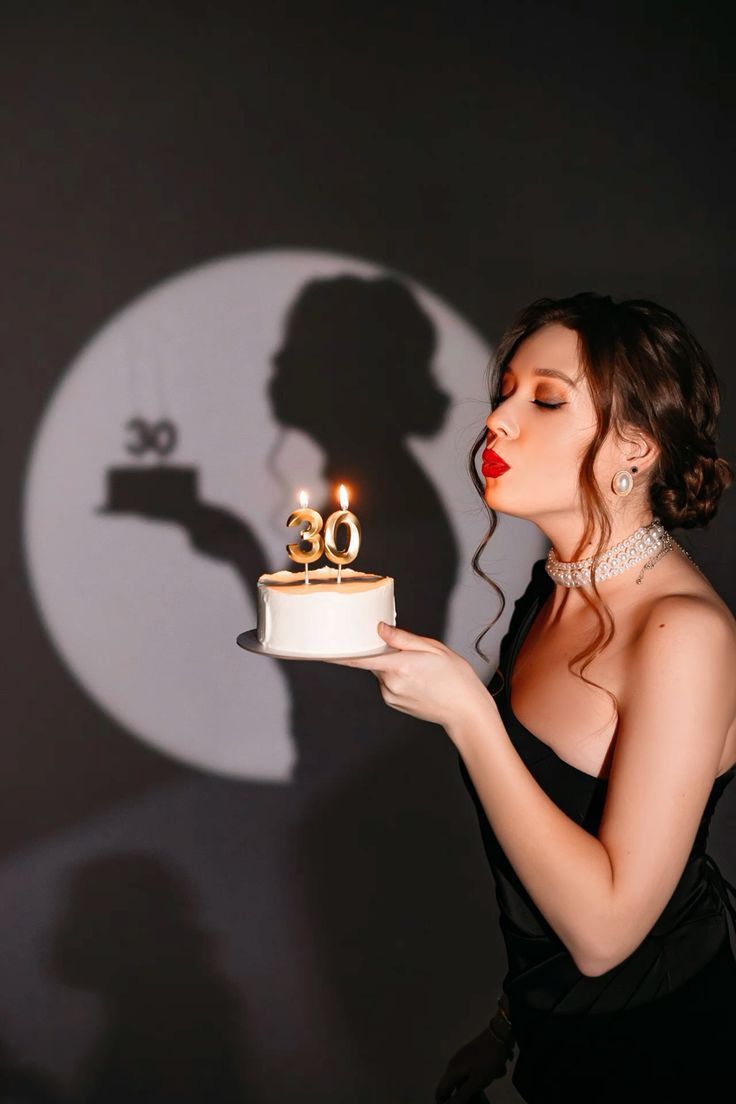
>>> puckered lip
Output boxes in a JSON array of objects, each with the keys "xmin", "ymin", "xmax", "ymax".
[{"xmin": 482, "ymin": 447, "xmax": 510, "ymax": 469}]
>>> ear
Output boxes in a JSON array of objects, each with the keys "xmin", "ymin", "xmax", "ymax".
[{"xmin": 616, "ymin": 425, "xmax": 660, "ymax": 479}]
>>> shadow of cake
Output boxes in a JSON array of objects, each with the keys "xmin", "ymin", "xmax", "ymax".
[{"xmin": 96, "ymin": 465, "xmax": 198, "ymax": 514}]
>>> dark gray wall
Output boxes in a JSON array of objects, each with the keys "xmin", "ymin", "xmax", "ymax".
[{"xmin": 2, "ymin": 3, "xmax": 734, "ymax": 1102}]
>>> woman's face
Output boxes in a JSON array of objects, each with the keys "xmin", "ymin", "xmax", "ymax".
[{"xmin": 483, "ymin": 322, "xmax": 607, "ymax": 521}]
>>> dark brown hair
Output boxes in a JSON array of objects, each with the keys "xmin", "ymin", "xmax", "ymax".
[{"xmin": 468, "ymin": 292, "xmax": 734, "ymax": 717}]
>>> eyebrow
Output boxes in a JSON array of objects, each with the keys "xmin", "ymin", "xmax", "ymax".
[{"xmin": 501, "ymin": 366, "xmax": 578, "ymax": 388}]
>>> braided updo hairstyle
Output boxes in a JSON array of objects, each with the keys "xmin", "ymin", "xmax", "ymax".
[{"xmin": 468, "ymin": 292, "xmax": 733, "ymax": 695}]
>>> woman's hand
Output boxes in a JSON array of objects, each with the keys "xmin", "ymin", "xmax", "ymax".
[
  {"xmin": 325, "ymin": 622, "xmax": 491, "ymax": 731},
  {"xmin": 434, "ymin": 1025, "xmax": 515, "ymax": 1103}
]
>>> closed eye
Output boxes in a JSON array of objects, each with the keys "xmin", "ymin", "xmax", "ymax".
[{"xmin": 495, "ymin": 394, "xmax": 566, "ymax": 410}]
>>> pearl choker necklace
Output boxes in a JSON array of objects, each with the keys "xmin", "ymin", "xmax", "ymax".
[{"xmin": 545, "ymin": 517, "xmax": 674, "ymax": 587}]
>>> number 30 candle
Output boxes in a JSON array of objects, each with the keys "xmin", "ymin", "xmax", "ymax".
[
  {"xmin": 324, "ymin": 484, "xmax": 361, "ymax": 584},
  {"xmin": 286, "ymin": 490, "xmax": 324, "ymax": 584}
]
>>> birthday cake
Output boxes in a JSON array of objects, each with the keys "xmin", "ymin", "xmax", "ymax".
[{"xmin": 256, "ymin": 566, "xmax": 396, "ymax": 656}]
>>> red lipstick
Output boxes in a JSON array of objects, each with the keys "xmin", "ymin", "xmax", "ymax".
[{"xmin": 482, "ymin": 447, "xmax": 510, "ymax": 477}]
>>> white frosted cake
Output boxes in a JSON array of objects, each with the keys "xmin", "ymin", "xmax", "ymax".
[{"xmin": 256, "ymin": 566, "xmax": 396, "ymax": 656}]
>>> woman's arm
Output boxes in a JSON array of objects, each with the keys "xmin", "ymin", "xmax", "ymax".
[
  {"xmin": 448, "ymin": 694, "xmax": 615, "ymax": 977},
  {"xmin": 447, "ymin": 595, "xmax": 735, "ymax": 977}
]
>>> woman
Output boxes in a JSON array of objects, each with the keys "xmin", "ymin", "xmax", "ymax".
[{"xmin": 328, "ymin": 292, "xmax": 736, "ymax": 1101}]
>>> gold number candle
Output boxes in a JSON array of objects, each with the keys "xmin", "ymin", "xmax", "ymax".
[
  {"xmin": 286, "ymin": 490, "xmax": 324, "ymax": 584},
  {"xmin": 324, "ymin": 484, "xmax": 361, "ymax": 583}
]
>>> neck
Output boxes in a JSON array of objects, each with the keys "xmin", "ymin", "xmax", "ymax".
[
  {"xmin": 540, "ymin": 508, "xmax": 656, "ymax": 564},
  {"xmin": 541, "ymin": 512, "xmax": 668, "ymax": 605}
]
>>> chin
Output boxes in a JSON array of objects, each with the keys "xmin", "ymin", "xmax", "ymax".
[
  {"xmin": 483, "ymin": 486, "xmax": 506, "ymax": 511},
  {"xmin": 483, "ymin": 480, "xmax": 505, "ymax": 497},
  {"xmin": 483, "ymin": 484, "xmax": 520, "ymax": 516}
]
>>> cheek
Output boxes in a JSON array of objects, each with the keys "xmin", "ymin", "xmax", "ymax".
[{"xmin": 590, "ymin": 436, "xmax": 621, "ymax": 483}]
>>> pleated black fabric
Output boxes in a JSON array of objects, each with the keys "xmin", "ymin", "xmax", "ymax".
[{"xmin": 458, "ymin": 558, "xmax": 736, "ymax": 1101}]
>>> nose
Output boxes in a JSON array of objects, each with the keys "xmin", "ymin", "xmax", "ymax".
[{"xmin": 485, "ymin": 404, "xmax": 515, "ymax": 444}]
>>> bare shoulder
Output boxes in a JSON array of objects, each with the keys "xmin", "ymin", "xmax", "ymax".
[
  {"xmin": 620, "ymin": 550, "xmax": 736, "ymax": 716},
  {"xmin": 624, "ymin": 582, "xmax": 736, "ymax": 726},
  {"xmin": 632, "ymin": 542, "xmax": 734, "ymax": 641},
  {"xmin": 638, "ymin": 586, "xmax": 735, "ymax": 648}
]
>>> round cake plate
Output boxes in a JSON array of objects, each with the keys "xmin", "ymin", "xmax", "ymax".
[{"xmin": 236, "ymin": 628, "xmax": 398, "ymax": 661}]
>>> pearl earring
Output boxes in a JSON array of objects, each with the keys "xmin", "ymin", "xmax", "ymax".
[{"xmin": 612, "ymin": 466, "xmax": 638, "ymax": 496}]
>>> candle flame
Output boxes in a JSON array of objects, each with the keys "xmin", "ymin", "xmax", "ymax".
[
  {"xmin": 338, "ymin": 483, "xmax": 349, "ymax": 510},
  {"xmin": 299, "ymin": 490, "xmax": 308, "ymax": 508}
]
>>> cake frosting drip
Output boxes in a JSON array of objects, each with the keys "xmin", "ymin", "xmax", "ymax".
[{"xmin": 257, "ymin": 566, "xmax": 396, "ymax": 655}]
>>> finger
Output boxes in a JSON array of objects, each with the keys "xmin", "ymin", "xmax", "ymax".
[
  {"xmin": 321, "ymin": 656, "xmax": 381, "ymax": 667},
  {"xmin": 377, "ymin": 621, "xmax": 446, "ymax": 651},
  {"xmin": 323, "ymin": 652, "xmax": 403, "ymax": 672}
]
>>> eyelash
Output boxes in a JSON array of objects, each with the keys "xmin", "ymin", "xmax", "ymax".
[{"xmin": 496, "ymin": 395, "xmax": 565, "ymax": 411}]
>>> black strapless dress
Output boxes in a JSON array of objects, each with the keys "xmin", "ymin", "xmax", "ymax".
[{"xmin": 458, "ymin": 558, "xmax": 736, "ymax": 1102}]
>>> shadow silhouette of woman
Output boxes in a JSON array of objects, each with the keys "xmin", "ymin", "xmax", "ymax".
[
  {"xmin": 102, "ymin": 272, "xmax": 457, "ymax": 782},
  {"xmin": 48, "ymin": 852, "xmax": 253, "ymax": 1103}
]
